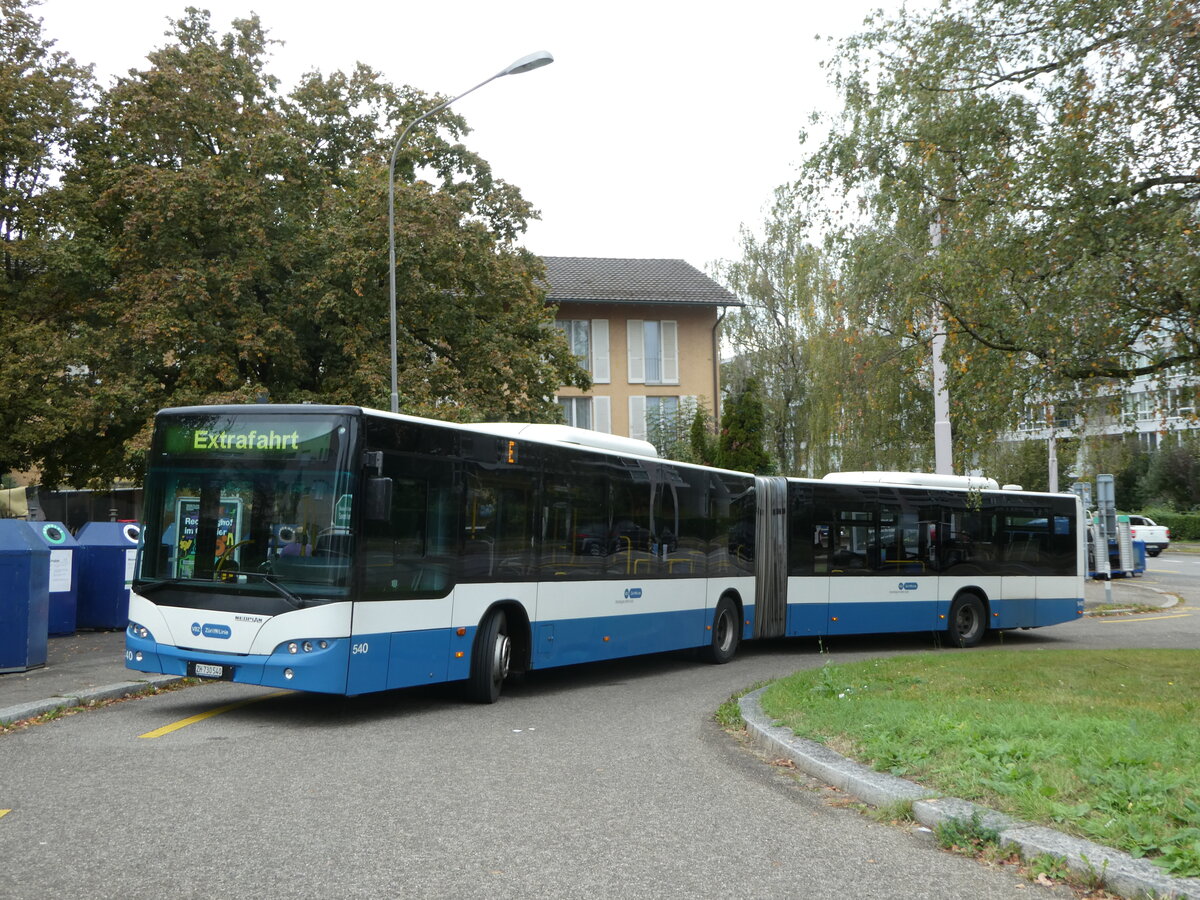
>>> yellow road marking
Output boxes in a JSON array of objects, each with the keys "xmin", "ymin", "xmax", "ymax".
[
  {"xmin": 0, "ymin": 810, "xmax": 10, "ymax": 820},
  {"xmin": 139, "ymin": 691, "xmax": 290, "ymax": 739},
  {"xmin": 1098, "ymin": 613, "xmax": 1192, "ymax": 623}
]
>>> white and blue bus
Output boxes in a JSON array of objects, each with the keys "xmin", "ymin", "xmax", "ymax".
[{"xmin": 125, "ymin": 405, "xmax": 1084, "ymax": 701}]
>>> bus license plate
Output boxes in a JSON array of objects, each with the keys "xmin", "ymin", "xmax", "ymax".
[{"xmin": 189, "ymin": 662, "xmax": 232, "ymax": 680}]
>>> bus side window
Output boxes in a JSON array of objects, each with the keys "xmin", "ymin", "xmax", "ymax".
[{"xmin": 361, "ymin": 453, "xmax": 453, "ymax": 599}]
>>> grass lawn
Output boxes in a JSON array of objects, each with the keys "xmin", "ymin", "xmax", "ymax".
[{"xmin": 758, "ymin": 649, "xmax": 1200, "ymax": 878}]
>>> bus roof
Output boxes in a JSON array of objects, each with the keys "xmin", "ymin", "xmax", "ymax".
[
  {"xmin": 469, "ymin": 422, "xmax": 659, "ymax": 458},
  {"xmin": 821, "ymin": 471, "xmax": 1001, "ymax": 491},
  {"xmin": 155, "ymin": 404, "xmax": 662, "ymax": 460}
]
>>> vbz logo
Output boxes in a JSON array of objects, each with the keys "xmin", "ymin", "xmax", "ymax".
[
  {"xmin": 897, "ymin": 582, "xmax": 919, "ymax": 592},
  {"xmin": 192, "ymin": 622, "xmax": 232, "ymax": 639},
  {"xmin": 624, "ymin": 588, "xmax": 643, "ymax": 599}
]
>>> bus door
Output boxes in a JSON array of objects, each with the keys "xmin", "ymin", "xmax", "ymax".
[
  {"xmin": 784, "ymin": 481, "xmax": 828, "ymax": 638},
  {"xmin": 996, "ymin": 508, "xmax": 1041, "ymax": 627}
]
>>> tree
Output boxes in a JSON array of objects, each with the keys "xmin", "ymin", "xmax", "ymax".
[
  {"xmin": 805, "ymin": 0, "xmax": 1200, "ymax": 427},
  {"xmin": 35, "ymin": 10, "xmax": 584, "ymax": 485},
  {"xmin": 1142, "ymin": 436, "xmax": 1200, "ymax": 510},
  {"xmin": 718, "ymin": 378, "xmax": 773, "ymax": 474},
  {"xmin": 720, "ymin": 188, "xmax": 936, "ymax": 477},
  {"xmin": 719, "ymin": 190, "xmax": 819, "ymax": 475},
  {"xmin": 0, "ymin": 0, "xmax": 93, "ymax": 478},
  {"xmin": 721, "ymin": 0, "xmax": 1198, "ymax": 478},
  {"xmin": 645, "ymin": 397, "xmax": 715, "ymax": 464}
]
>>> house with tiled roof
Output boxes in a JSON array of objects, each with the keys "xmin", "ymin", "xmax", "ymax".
[{"xmin": 542, "ymin": 257, "xmax": 740, "ymax": 442}]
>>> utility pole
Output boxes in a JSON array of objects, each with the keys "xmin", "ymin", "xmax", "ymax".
[{"xmin": 929, "ymin": 214, "xmax": 953, "ymax": 476}]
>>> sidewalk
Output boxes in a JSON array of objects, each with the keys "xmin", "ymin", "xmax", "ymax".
[{"xmin": 0, "ymin": 629, "xmax": 181, "ymax": 726}]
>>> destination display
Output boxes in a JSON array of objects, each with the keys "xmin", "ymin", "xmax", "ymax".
[{"xmin": 158, "ymin": 415, "xmax": 340, "ymax": 459}]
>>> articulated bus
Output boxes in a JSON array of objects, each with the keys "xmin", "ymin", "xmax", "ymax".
[{"xmin": 125, "ymin": 405, "xmax": 1084, "ymax": 702}]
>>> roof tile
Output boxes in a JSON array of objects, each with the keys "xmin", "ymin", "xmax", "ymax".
[{"xmin": 541, "ymin": 256, "xmax": 741, "ymax": 306}]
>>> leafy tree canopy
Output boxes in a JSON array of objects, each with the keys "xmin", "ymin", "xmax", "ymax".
[
  {"xmin": 718, "ymin": 377, "xmax": 774, "ymax": 474},
  {"xmin": 724, "ymin": 0, "xmax": 1198, "ymax": 476},
  {"xmin": 812, "ymin": 0, "xmax": 1199, "ymax": 382},
  {"xmin": 2, "ymin": 3, "xmax": 585, "ymax": 486},
  {"xmin": 0, "ymin": 0, "xmax": 93, "ymax": 478}
]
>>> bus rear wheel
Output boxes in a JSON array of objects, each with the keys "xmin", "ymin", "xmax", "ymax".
[
  {"xmin": 700, "ymin": 597, "xmax": 740, "ymax": 664},
  {"xmin": 947, "ymin": 593, "xmax": 986, "ymax": 648},
  {"xmin": 466, "ymin": 610, "xmax": 511, "ymax": 703}
]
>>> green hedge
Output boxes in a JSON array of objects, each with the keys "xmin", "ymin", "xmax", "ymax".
[{"xmin": 1140, "ymin": 509, "xmax": 1200, "ymax": 542}]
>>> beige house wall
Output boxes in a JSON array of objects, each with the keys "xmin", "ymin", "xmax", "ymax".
[{"xmin": 554, "ymin": 302, "xmax": 720, "ymax": 437}]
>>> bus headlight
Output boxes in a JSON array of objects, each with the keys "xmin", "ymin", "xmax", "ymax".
[
  {"xmin": 281, "ymin": 639, "xmax": 328, "ymax": 655},
  {"xmin": 128, "ymin": 622, "xmax": 152, "ymax": 641}
]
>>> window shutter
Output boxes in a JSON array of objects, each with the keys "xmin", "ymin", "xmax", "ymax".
[
  {"xmin": 661, "ymin": 321, "xmax": 679, "ymax": 384},
  {"xmin": 592, "ymin": 319, "xmax": 610, "ymax": 383},
  {"xmin": 627, "ymin": 320, "xmax": 645, "ymax": 384},
  {"xmin": 593, "ymin": 396, "xmax": 611, "ymax": 433},
  {"xmin": 628, "ymin": 396, "xmax": 647, "ymax": 440}
]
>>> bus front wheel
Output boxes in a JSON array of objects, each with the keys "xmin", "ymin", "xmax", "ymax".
[
  {"xmin": 701, "ymin": 597, "xmax": 740, "ymax": 664},
  {"xmin": 466, "ymin": 610, "xmax": 511, "ymax": 703},
  {"xmin": 947, "ymin": 593, "xmax": 986, "ymax": 648}
]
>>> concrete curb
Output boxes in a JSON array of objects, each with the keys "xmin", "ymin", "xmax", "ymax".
[
  {"xmin": 740, "ymin": 687, "xmax": 1200, "ymax": 899},
  {"xmin": 0, "ymin": 675, "xmax": 186, "ymax": 727},
  {"xmin": 1086, "ymin": 575, "xmax": 1182, "ymax": 610}
]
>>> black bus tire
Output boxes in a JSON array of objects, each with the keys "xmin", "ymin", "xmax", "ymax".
[
  {"xmin": 466, "ymin": 610, "xmax": 511, "ymax": 703},
  {"xmin": 947, "ymin": 593, "xmax": 986, "ymax": 648},
  {"xmin": 701, "ymin": 596, "xmax": 740, "ymax": 664}
]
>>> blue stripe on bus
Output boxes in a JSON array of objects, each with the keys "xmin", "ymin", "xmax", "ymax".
[
  {"xmin": 1037, "ymin": 596, "xmax": 1085, "ymax": 625},
  {"xmin": 126, "ymin": 593, "xmax": 1083, "ymax": 698},
  {"xmin": 782, "ymin": 595, "xmax": 1085, "ymax": 638},
  {"xmin": 530, "ymin": 607, "xmax": 710, "ymax": 668},
  {"xmin": 822, "ymin": 601, "xmax": 943, "ymax": 636}
]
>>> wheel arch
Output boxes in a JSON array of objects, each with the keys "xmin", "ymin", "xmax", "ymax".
[
  {"xmin": 946, "ymin": 587, "xmax": 990, "ymax": 647},
  {"xmin": 950, "ymin": 585, "xmax": 990, "ymax": 618},
  {"xmin": 476, "ymin": 599, "xmax": 532, "ymax": 675},
  {"xmin": 720, "ymin": 588, "xmax": 746, "ymax": 635}
]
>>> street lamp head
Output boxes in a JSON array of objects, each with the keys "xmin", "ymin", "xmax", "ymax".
[
  {"xmin": 388, "ymin": 48, "xmax": 554, "ymax": 414},
  {"xmin": 500, "ymin": 51, "xmax": 554, "ymax": 77}
]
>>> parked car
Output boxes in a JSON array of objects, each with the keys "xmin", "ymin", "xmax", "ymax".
[{"xmin": 1128, "ymin": 515, "xmax": 1170, "ymax": 556}]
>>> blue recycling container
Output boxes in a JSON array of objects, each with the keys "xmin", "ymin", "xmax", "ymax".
[
  {"xmin": 0, "ymin": 520, "xmax": 50, "ymax": 672},
  {"xmin": 76, "ymin": 522, "xmax": 141, "ymax": 630},
  {"xmin": 1132, "ymin": 539, "xmax": 1147, "ymax": 574},
  {"xmin": 25, "ymin": 521, "xmax": 79, "ymax": 635}
]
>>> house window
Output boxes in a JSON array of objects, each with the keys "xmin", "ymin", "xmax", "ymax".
[
  {"xmin": 557, "ymin": 320, "xmax": 590, "ymax": 369},
  {"xmin": 556, "ymin": 319, "xmax": 610, "ymax": 383},
  {"xmin": 627, "ymin": 320, "xmax": 678, "ymax": 385},
  {"xmin": 629, "ymin": 395, "xmax": 684, "ymax": 442},
  {"xmin": 557, "ymin": 396, "xmax": 612, "ymax": 433},
  {"xmin": 558, "ymin": 396, "xmax": 592, "ymax": 430},
  {"xmin": 647, "ymin": 395, "xmax": 680, "ymax": 420}
]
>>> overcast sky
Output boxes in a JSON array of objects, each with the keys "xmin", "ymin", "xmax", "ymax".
[{"xmin": 36, "ymin": 0, "xmax": 896, "ymax": 272}]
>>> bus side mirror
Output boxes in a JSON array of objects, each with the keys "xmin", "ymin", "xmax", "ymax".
[{"xmin": 365, "ymin": 477, "xmax": 393, "ymax": 522}]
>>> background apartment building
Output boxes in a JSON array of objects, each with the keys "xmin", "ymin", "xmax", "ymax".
[{"xmin": 543, "ymin": 257, "xmax": 739, "ymax": 441}]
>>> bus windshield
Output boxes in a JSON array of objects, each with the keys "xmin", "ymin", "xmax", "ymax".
[{"xmin": 137, "ymin": 411, "xmax": 358, "ymax": 602}]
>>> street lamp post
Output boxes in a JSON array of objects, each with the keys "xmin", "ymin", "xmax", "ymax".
[{"xmin": 387, "ymin": 50, "xmax": 554, "ymax": 414}]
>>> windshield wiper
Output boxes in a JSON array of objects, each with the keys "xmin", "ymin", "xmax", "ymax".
[
  {"xmin": 135, "ymin": 578, "xmax": 182, "ymax": 596},
  {"xmin": 135, "ymin": 574, "xmax": 304, "ymax": 610},
  {"xmin": 260, "ymin": 576, "xmax": 305, "ymax": 610}
]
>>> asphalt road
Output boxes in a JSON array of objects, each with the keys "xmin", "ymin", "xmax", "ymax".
[
  {"xmin": 2, "ymin": 562, "xmax": 1196, "ymax": 899},
  {"xmin": 1133, "ymin": 548, "xmax": 1200, "ymax": 603}
]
